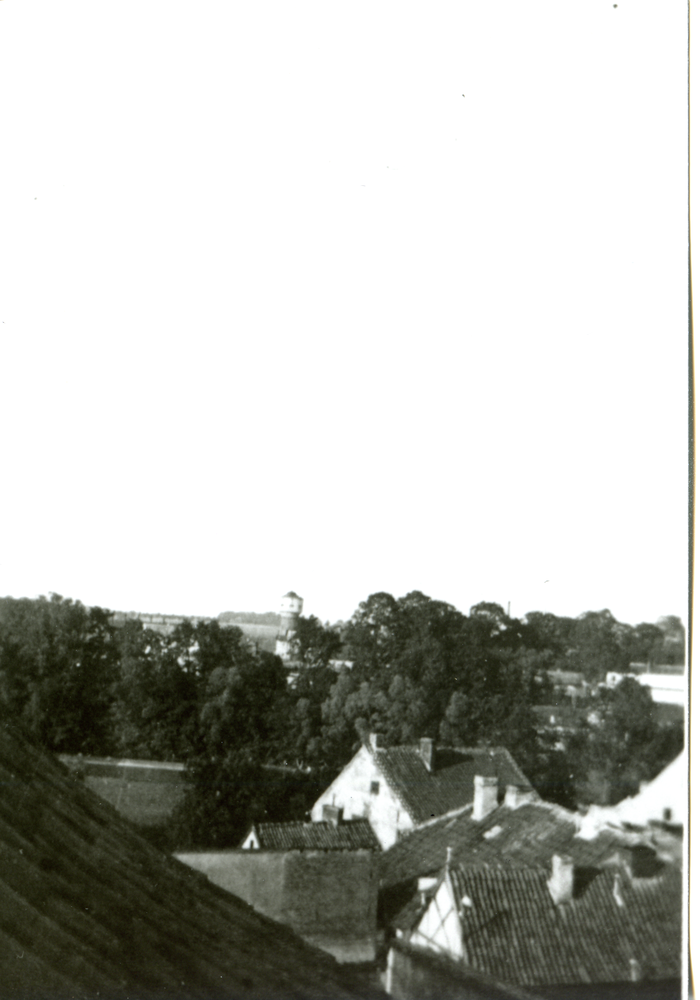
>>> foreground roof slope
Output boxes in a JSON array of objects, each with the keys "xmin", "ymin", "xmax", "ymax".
[
  {"xmin": 372, "ymin": 745, "xmax": 532, "ymax": 825},
  {"xmin": 0, "ymin": 721, "xmax": 386, "ymax": 1000}
]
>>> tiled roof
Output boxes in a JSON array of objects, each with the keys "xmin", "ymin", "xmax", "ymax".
[
  {"xmin": 0, "ymin": 720, "xmax": 387, "ymax": 1000},
  {"xmin": 445, "ymin": 864, "xmax": 682, "ymax": 987},
  {"xmin": 250, "ymin": 819, "xmax": 381, "ymax": 851},
  {"xmin": 379, "ymin": 800, "xmax": 666, "ymax": 890},
  {"xmin": 372, "ymin": 745, "xmax": 532, "ymax": 825}
]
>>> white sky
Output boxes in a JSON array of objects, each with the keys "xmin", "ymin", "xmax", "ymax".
[{"xmin": 0, "ymin": 0, "xmax": 689, "ymax": 628}]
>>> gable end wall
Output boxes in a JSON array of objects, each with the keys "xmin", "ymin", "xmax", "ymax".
[{"xmin": 311, "ymin": 746, "xmax": 414, "ymax": 848}]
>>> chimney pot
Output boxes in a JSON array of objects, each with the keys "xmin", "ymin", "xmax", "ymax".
[
  {"xmin": 548, "ymin": 854, "xmax": 574, "ymax": 905},
  {"xmin": 419, "ymin": 737, "xmax": 435, "ymax": 772},
  {"xmin": 473, "ymin": 775, "xmax": 499, "ymax": 820},
  {"xmin": 505, "ymin": 784, "xmax": 531, "ymax": 809}
]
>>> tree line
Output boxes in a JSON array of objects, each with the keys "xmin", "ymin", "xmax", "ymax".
[{"xmin": 0, "ymin": 592, "xmax": 684, "ymax": 847}]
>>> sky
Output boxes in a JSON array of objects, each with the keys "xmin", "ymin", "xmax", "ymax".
[{"xmin": 0, "ymin": 0, "xmax": 689, "ymax": 629}]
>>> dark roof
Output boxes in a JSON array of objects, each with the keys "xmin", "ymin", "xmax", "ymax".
[
  {"xmin": 379, "ymin": 800, "xmax": 665, "ymax": 890},
  {"xmin": 372, "ymin": 745, "xmax": 532, "ymax": 825},
  {"xmin": 444, "ymin": 863, "xmax": 681, "ymax": 987},
  {"xmin": 249, "ymin": 819, "xmax": 381, "ymax": 851},
  {"xmin": 0, "ymin": 721, "xmax": 387, "ymax": 1000}
]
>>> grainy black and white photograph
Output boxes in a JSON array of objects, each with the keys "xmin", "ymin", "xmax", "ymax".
[{"xmin": 0, "ymin": 1, "xmax": 690, "ymax": 997}]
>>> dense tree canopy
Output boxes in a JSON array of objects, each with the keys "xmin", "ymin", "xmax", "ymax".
[
  {"xmin": 0, "ymin": 595, "xmax": 119, "ymax": 754},
  {"xmin": 0, "ymin": 592, "xmax": 684, "ymax": 843}
]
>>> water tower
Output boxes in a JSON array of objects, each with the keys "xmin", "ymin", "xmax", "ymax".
[{"xmin": 275, "ymin": 591, "xmax": 303, "ymax": 660}]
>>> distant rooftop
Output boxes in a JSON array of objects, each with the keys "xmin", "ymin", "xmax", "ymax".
[{"xmin": 245, "ymin": 819, "xmax": 381, "ymax": 852}]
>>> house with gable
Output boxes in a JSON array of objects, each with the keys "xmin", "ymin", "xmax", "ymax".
[
  {"xmin": 311, "ymin": 734, "xmax": 536, "ymax": 849},
  {"xmin": 388, "ymin": 857, "xmax": 682, "ymax": 999}
]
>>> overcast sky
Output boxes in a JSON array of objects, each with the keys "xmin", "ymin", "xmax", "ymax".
[{"xmin": 0, "ymin": 0, "xmax": 688, "ymax": 628}]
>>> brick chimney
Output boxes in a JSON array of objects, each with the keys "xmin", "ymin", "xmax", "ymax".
[
  {"xmin": 322, "ymin": 804, "xmax": 343, "ymax": 827},
  {"xmin": 547, "ymin": 854, "xmax": 574, "ymax": 905},
  {"xmin": 473, "ymin": 775, "xmax": 499, "ymax": 821},
  {"xmin": 419, "ymin": 737, "xmax": 435, "ymax": 772},
  {"xmin": 368, "ymin": 733, "xmax": 385, "ymax": 752}
]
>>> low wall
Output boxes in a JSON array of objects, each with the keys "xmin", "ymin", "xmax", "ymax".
[
  {"xmin": 386, "ymin": 943, "xmax": 539, "ymax": 1000},
  {"xmin": 61, "ymin": 756, "xmax": 189, "ymax": 827},
  {"xmin": 176, "ymin": 849, "xmax": 378, "ymax": 963}
]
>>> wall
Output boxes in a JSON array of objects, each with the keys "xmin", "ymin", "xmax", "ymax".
[
  {"xmin": 176, "ymin": 850, "xmax": 287, "ymax": 918},
  {"xmin": 411, "ymin": 879, "xmax": 462, "ymax": 959},
  {"xmin": 386, "ymin": 943, "xmax": 533, "ymax": 1000},
  {"xmin": 110, "ymin": 611, "xmax": 213, "ymax": 635},
  {"xmin": 175, "ymin": 849, "xmax": 378, "ymax": 963},
  {"xmin": 60, "ymin": 756, "xmax": 188, "ymax": 827},
  {"xmin": 311, "ymin": 746, "xmax": 414, "ymax": 848},
  {"xmin": 386, "ymin": 947, "xmax": 681, "ymax": 1000}
]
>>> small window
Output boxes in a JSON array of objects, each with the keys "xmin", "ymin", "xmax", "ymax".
[
  {"xmin": 663, "ymin": 807, "xmax": 672, "ymax": 822},
  {"xmin": 370, "ymin": 780, "xmax": 380, "ymax": 795}
]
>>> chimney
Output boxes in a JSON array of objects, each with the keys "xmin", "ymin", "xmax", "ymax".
[
  {"xmin": 548, "ymin": 854, "xmax": 574, "ymax": 905},
  {"xmin": 419, "ymin": 737, "xmax": 435, "ymax": 772},
  {"xmin": 322, "ymin": 804, "xmax": 343, "ymax": 827},
  {"xmin": 473, "ymin": 775, "xmax": 499, "ymax": 821},
  {"xmin": 504, "ymin": 784, "xmax": 536, "ymax": 810},
  {"xmin": 369, "ymin": 733, "xmax": 385, "ymax": 752}
]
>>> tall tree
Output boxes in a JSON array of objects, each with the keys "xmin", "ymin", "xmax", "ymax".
[
  {"xmin": 567, "ymin": 609, "xmax": 630, "ymax": 681},
  {"xmin": 0, "ymin": 595, "xmax": 119, "ymax": 754},
  {"xmin": 567, "ymin": 676, "xmax": 681, "ymax": 804}
]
